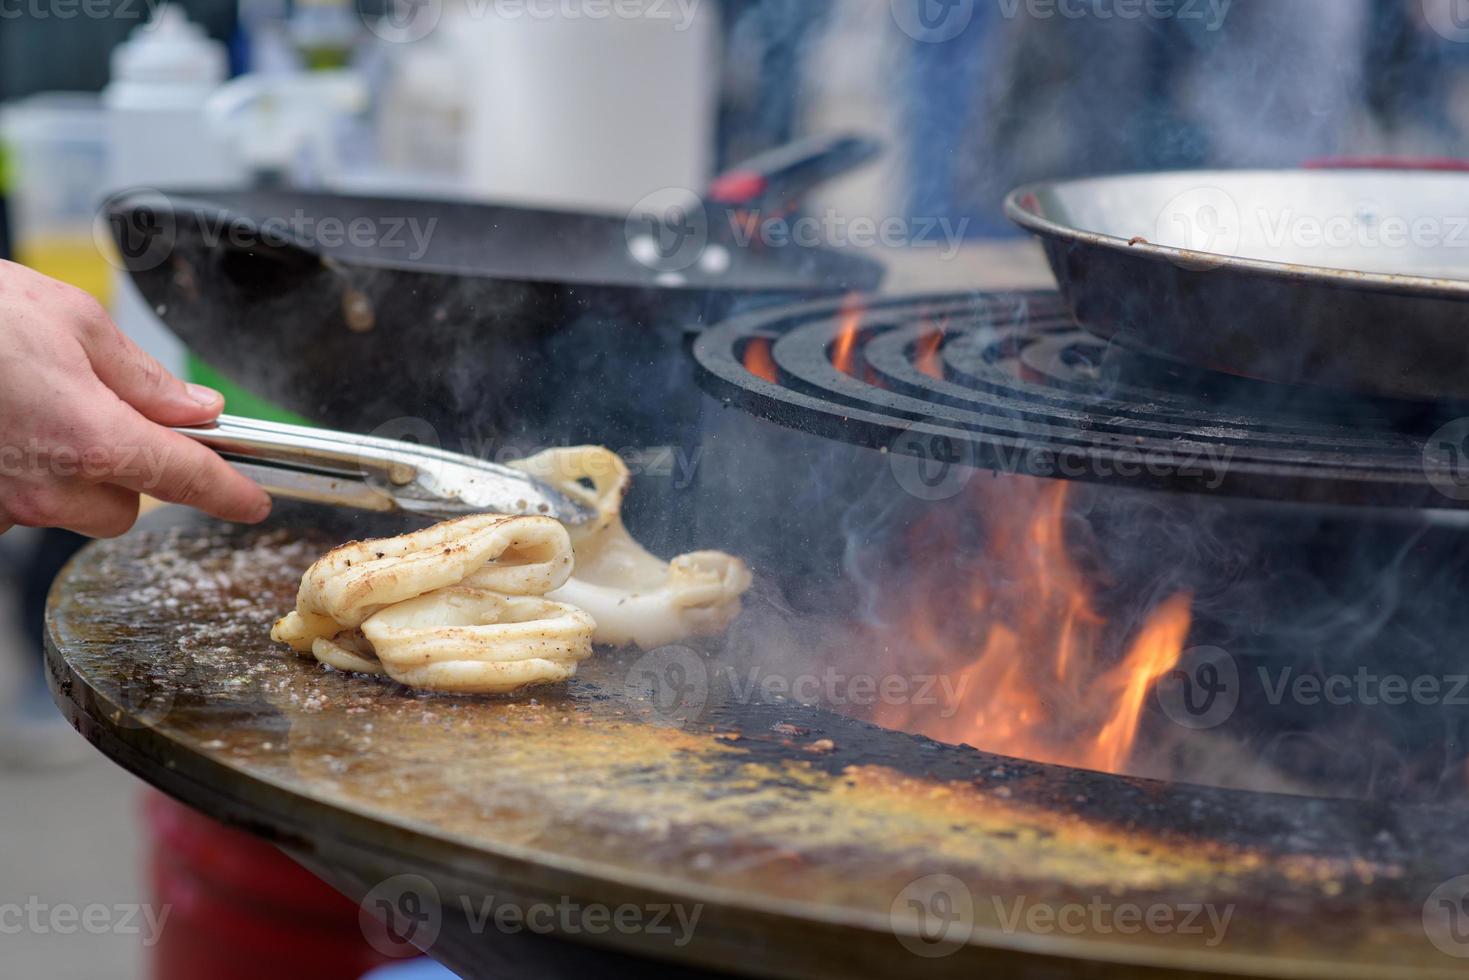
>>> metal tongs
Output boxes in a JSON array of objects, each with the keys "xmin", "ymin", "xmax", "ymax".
[{"xmin": 176, "ymin": 415, "xmax": 596, "ymax": 526}]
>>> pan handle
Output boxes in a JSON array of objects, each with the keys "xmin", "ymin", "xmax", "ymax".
[{"xmin": 706, "ymin": 132, "xmax": 883, "ymax": 212}]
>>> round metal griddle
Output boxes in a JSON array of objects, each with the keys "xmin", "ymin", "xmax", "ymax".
[
  {"xmin": 46, "ymin": 520, "xmax": 1469, "ymax": 979},
  {"xmin": 1006, "ymin": 170, "xmax": 1469, "ymax": 401},
  {"xmin": 692, "ymin": 290, "xmax": 1469, "ymax": 510}
]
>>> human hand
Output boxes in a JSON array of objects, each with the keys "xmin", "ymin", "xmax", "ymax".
[{"xmin": 0, "ymin": 260, "xmax": 271, "ymax": 537}]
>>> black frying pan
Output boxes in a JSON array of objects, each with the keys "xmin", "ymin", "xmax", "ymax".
[{"xmin": 105, "ymin": 134, "xmax": 886, "ymax": 460}]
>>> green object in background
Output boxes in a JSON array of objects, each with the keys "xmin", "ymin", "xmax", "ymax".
[{"xmin": 188, "ymin": 355, "xmax": 310, "ymax": 425}]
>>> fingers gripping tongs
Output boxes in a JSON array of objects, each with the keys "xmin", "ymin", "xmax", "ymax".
[{"xmin": 176, "ymin": 415, "xmax": 596, "ymax": 526}]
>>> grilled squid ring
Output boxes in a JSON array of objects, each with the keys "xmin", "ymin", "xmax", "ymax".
[
  {"xmin": 308, "ymin": 592, "xmax": 594, "ymax": 694},
  {"xmin": 511, "ymin": 447, "xmax": 753, "ymax": 649},
  {"xmin": 360, "ymin": 588, "xmax": 594, "ymax": 694},
  {"xmin": 271, "ymin": 514, "xmax": 574, "ymax": 654},
  {"xmin": 272, "ymin": 514, "xmax": 589, "ymax": 694},
  {"xmin": 274, "ymin": 448, "xmax": 750, "ymax": 692},
  {"xmin": 311, "ymin": 629, "xmax": 384, "ymax": 675}
]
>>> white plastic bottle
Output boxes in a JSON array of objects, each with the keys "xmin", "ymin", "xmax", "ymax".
[{"xmin": 103, "ymin": 4, "xmax": 245, "ymax": 375}]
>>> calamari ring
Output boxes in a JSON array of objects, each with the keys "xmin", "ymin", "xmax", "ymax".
[
  {"xmin": 376, "ymin": 658, "xmax": 578, "ymax": 695},
  {"xmin": 360, "ymin": 588, "xmax": 594, "ymax": 694},
  {"xmin": 270, "ymin": 514, "xmax": 573, "ymax": 653},
  {"xmin": 549, "ymin": 552, "xmax": 753, "ymax": 650},
  {"xmin": 511, "ymin": 447, "xmax": 753, "ymax": 649},
  {"xmin": 311, "ymin": 629, "xmax": 385, "ymax": 675}
]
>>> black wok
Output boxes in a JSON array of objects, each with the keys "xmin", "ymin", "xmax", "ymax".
[{"xmin": 105, "ymin": 135, "xmax": 885, "ymax": 461}]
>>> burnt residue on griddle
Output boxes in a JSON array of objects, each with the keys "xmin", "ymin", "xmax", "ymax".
[{"xmin": 42, "ymin": 522, "xmax": 1464, "ymax": 972}]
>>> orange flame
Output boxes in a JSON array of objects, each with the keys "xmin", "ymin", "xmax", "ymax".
[
  {"xmin": 743, "ymin": 338, "xmax": 778, "ymax": 383},
  {"xmin": 915, "ymin": 319, "xmax": 946, "ymax": 380},
  {"xmin": 869, "ymin": 477, "xmax": 1192, "ymax": 775},
  {"xmin": 832, "ymin": 298, "xmax": 863, "ymax": 376}
]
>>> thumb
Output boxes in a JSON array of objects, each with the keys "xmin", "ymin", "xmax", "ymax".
[{"xmin": 80, "ymin": 312, "xmax": 225, "ymax": 426}]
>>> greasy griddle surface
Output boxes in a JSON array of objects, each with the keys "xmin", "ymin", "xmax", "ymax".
[{"xmin": 44, "ymin": 522, "xmax": 1468, "ymax": 979}]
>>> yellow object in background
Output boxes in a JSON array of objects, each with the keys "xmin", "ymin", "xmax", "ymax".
[
  {"xmin": 15, "ymin": 234, "xmax": 113, "ymax": 305},
  {"xmin": 1, "ymin": 93, "xmax": 110, "ymax": 300}
]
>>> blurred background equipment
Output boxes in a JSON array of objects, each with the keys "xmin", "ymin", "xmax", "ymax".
[{"xmin": 106, "ymin": 4, "xmax": 244, "ymax": 377}]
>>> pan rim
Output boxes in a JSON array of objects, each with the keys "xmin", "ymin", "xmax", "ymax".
[{"xmin": 1004, "ymin": 168, "xmax": 1469, "ymax": 301}]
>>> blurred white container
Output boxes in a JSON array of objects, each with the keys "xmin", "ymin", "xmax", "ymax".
[
  {"xmin": 105, "ymin": 5, "xmax": 242, "ymax": 186},
  {"xmin": 450, "ymin": 1, "xmax": 718, "ymax": 212},
  {"xmin": 104, "ymin": 4, "xmax": 244, "ymax": 375}
]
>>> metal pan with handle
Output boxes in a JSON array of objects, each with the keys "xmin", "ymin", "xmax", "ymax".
[
  {"xmin": 106, "ymin": 133, "xmax": 886, "ymax": 457},
  {"xmin": 1006, "ymin": 168, "xmax": 1469, "ymax": 402}
]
